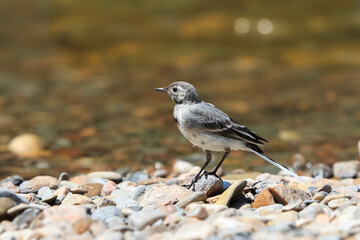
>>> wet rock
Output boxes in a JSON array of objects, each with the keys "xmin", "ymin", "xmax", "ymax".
[
  {"xmin": 19, "ymin": 176, "xmax": 58, "ymax": 194},
  {"xmin": 124, "ymin": 171, "xmax": 150, "ymax": 183},
  {"xmin": 87, "ymin": 171, "xmax": 122, "ymax": 183},
  {"xmin": 0, "ymin": 188, "xmax": 29, "ymax": 204},
  {"xmin": 92, "ymin": 206, "xmax": 122, "ymax": 222},
  {"xmin": 333, "ymin": 160, "xmax": 360, "ymax": 179},
  {"xmin": 0, "ymin": 197, "xmax": 17, "ymax": 220},
  {"xmin": 309, "ymin": 163, "xmax": 333, "ymax": 178},
  {"xmin": 101, "ymin": 181, "xmax": 117, "ymax": 196},
  {"xmin": 215, "ymin": 180, "xmax": 247, "ymax": 206},
  {"xmin": 268, "ymin": 184, "xmax": 311, "ymax": 205},
  {"xmin": 128, "ymin": 209, "xmax": 166, "ymax": 230},
  {"xmin": 298, "ymin": 203, "xmax": 324, "ymax": 220},
  {"xmin": 138, "ymin": 185, "xmax": 206, "ymax": 209},
  {"xmin": 13, "ymin": 208, "xmax": 41, "ymax": 229},
  {"xmin": 62, "ymin": 194, "xmax": 92, "ymax": 205},
  {"xmin": 193, "ymin": 174, "xmax": 223, "ymax": 197},
  {"xmin": 282, "ymin": 199, "xmax": 306, "ymax": 212},
  {"xmin": 8, "ymin": 133, "xmax": 48, "ymax": 157},
  {"xmin": 173, "ymin": 159, "xmax": 194, "ymax": 174},
  {"xmin": 253, "ymin": 188, "xmax": 275, "ymax": 208},
  {"xmin": 72, "ymin": 218, "xmax": 94, "ymax": 234},
  {"xmin": 83, "ymin": 183, "xmax": 103, "ymax": 197},
  {"xmin": 313, "ymin": 191, "xmax": 328, "ymax": 201}
]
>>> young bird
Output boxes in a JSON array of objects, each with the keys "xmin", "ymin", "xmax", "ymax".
[{"xmin": 155, "ymin": 81, "xmax": 303, "ymax": 188}]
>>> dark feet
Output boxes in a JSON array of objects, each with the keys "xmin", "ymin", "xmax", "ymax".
[
  {"xmin": 203, "ymin": 171, "xmax": 223, "ymax": 182},
  {"xmin": 181, "ymin": 178, "xmax": 197, "ymax": 191}
]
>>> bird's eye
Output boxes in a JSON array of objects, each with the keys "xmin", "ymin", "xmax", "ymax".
[{"xmin": 172, "ymin": 87, "xmax": 178, "ymax": 92}]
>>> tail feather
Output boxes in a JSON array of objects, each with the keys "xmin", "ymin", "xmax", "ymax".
[{"xmin": 251, "ymin": 150, "xmax": 304, "ymax": 182}]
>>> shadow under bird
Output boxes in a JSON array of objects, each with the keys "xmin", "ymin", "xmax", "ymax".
[{"xmin": 155, "ymin": 81, "xmax": 303, "ymax": 188}]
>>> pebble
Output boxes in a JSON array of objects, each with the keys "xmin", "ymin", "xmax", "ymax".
[
  {"xmin": 193, "ymin": 174, "xmax": 223, "ymax": 197},
  {"xmin": 282, "ymin": 199, "xmax": 307, "ymax": 212},
  {"xmin": 87, "ymin": 171, "xmax": 122, "ymax": 183},
  {"xmin": 0, "ymin": 175, "xmax": 24, "ymax": 186},
  {"xmin": 8, "ymin": 133, "xmax": 47, "ymax": 157},
  {"xmin": 268, "ymin": 184, "xmax": 311, "ymax": 205},
  {"xmin": 309, "ymin": 163, "xmax": 333, "ymax": 178},
  {"xmin": 0, "ymin": 188, "xmax": 29, "ymax": 204},
  {"xmin": 172, "ymin": 159, "xmax": 194, "ymax": 173},
  {"xmin": 173, "ymin": 220, "xmax": 216, "ymax": 239},
  {"xmin": 253, "ymin": 188, "xmax": 275, "ymax": 208},
  {"xmin": 215, "ymin": 180, "xmax": 247, "ymax": 206},
  {"xmin": 19, "ymin": 176, "xmax": 58, "ymax": 194},
  {"xmin": 128, "ymin": 209, "xmax": 166, "ymax": 230},
  {"xmin": 13, "ymin": 208, "xmax": 41, "ymax": 229},
  {"xmin": 298, "ymin": 203, "xmax": 325, "ymax": 220},
  {"xmin": 186, "ymin": 205, "xmax": 208, "ymax": 220},
  {"xmin": 62, "ymin": 194, "xmax": 92, "ymax": 205},
  {"xmin": 138, "ymin": 185, "xmax": 206, "ymax": 209},
  {"xmin": 101, "ymin": 181, "xmax": 117, "ymax": 196},
  {"xmin": 0, "ymin": 197, "xmax": 17, "ymax": 220},
  {"xmin": 83, "ymin": 183, "xmax": 103, "ymax": 197},
  {"xmin": 96, "ymin": 198, "xmax": 116, "ymax": 208},
  {"xmin": 322, "ymin": 194, "xmax": 349, "ymax": 204},
  {"xmin": 313, "ymin": 191, "xmax": 328, "ymax": 201},
  {"xmin": 317, "ymin": 184, "xmax": 332, "ymax": 193},
  {"xmin": 70, "ymin": 175, "xmax": 106, "ymax": 185},
  {"xmin": 6, "ymin": 203, "xmax": 48, "ymax": 217},
  {"xmin": 72, "ymin": 218, "xmax": 94, "ymax": 234},
  {"xmin": 92, "ymin": 206, "xmax": 122, "ymax": 222},
  {"xmin": 124, "ymin": 171, "xmax": 150, "ymax": 183},
  {"xmin": 333, "ymin": 160, "xmax": 360, "ymax": 179},
  {"xmin": 255, "ymin": 204, "xmax": 284, "ymax": 215},
  {"xmin": 327, "ymin": 198, "xmax": 351, "ymax": 209},
  {"xmin": 38, "ymin": 186, "xmax": 53, "ymax": 200}
]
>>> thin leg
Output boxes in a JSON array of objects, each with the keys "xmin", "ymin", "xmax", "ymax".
[
  {"xmin": 204, "ymin": 149, "xmax": 230, "ymax": 179},
  {"xmin": 184, "ymin": 150, "xmax": 212, "ymax": 190}
]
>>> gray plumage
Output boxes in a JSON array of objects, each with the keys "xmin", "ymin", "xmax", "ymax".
[{"xmin": 155, "ymin": 81, "xmax": 303, "ymax": 185}]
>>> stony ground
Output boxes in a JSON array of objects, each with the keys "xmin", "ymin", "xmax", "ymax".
[{"xmin": 1, "ymin": 159, "xmax": 360, "ymax": 240}]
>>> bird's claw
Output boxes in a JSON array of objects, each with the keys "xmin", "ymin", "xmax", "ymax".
[{"xmin": 203, "ymin": 171, "xmax": 223, "ymax": 182}]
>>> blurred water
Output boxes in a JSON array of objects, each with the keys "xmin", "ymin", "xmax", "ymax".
[{"xmin": 0, "ymin": 0, "xmax": 360, "ymax": 178}]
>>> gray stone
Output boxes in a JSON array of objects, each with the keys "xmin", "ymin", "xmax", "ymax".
[
  {"xmin": 124, "ymin": 171, "xmax": 149, "ymax": 183},
  {"xmin": 13, "ymin": 208, "xmax": 41, "ymax": 229},
  {"xmin": 19, "ymin": 176, "xmax": 58, "ymax": 193},
  {"xmin": 92, "ymin": 206, "xmax": 122, "ymax": 222},
  {"xmin": 128, "ymin": 209, "xmax": 166, "ymax": 230},
  {"xmin": 299, "ymin": 203, "xmax": 324, "ymax": 220},
  {"xmin": 309, "ymin": 163, "xmax": 333, "ymax": 178},
  {"xmin": 192, "ymin": 174, "xmax": 223, "ymax": 197},
  {"xmin": 103, "ymin": 216, "xmax": 126, "ymax": 230},
  {"xmin": 38, "ymin": 186, "xmax": 53, "ymax": 200},
  {"xmin": 317, "ymin": 184, "xmax": 332, "ymax": 194},
  {"xmin": 0, "ymin": 175, "xmax": 24, "ymax": 186}
]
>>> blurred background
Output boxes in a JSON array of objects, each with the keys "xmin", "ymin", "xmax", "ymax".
[{"xmin": 0, "ymin": 0, "xmax": 360, "ymax": 178}]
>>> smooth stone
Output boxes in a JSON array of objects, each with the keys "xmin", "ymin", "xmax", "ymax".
[
  {"xmin": 111, "ymin": 183, "xmax": 146, "ymax": 201},
  {"xmin": 38, "ymin": 187, "xmax": 53, "ymax": 200},
  {"xmin": 59, "ymin": 180, "xmax": 80, "ymax": 189},
  {"xmin": 87, "ymin": 171, "xmax": 123, "ymax": 183},
  {"xmin": 317, "ymin": 184, "xmax": 332, "ymax": 193},
  {"xmin": 298, "ymin": 203, "xmax": 325, "ymax": 220},
  {"xmin": 70, "ymin": 175, "xmax": 106, "ymax": 185},
  {"xmin": 193, "ymin": 174, "xmax": 223, "ymax": 197},
  {"xmin": 213, "ymin": 217, "xmax": 253, "ymax": 232},
  {"xmin": 0, "ymin": 188, "xmax": 29, "ymax": 204},
  {"xmin": 322, "ymin": 194, "xmax": 349, "ymax": 204},
  {"xmin": 215, "ymin": 180, "xmax": 247, "ymax": 206},
  {"xmin": 186, "ymin": 205, "xmax": 208, "ymax": 220},
  {"xmin": 172, "ymin": 159, "xmax": 194, "ymax": 173},
  {"xmin": 255, "ymin": 204, "xmax": 283, "ymax": 215},
  {"xmin": 173, "ymin": 220, "xmax": 215, "ymax": 239},
  {"xmin": 13, "ymin": 208, "xmax": 41, "ymax": 229},
  {"xmin": 335, "ymin": 205, "xmax": 360, "ymax": 221},
  {"xmin": 114, "ymin": 197, "xmax": 142, "ymax": 211},
  {"xmin": 41, "ymin": 194, "xmax": 57, "ymax": 204},
  {"xmin": 333, "ymin": 160, "xmax": 360, "ymax": 179},
  {"xmin": 101, "ymin": 181, "xmax": 117, "ymax": 196},
  {"xmin": 83, "ymin": 183, "xmax": 103, "ymax": 197},
  {"xmin": 124, "ymin": 171, "xmax": 150, "ymax": 183},
  {"xmin": 138, "ymin": 185, "xmax": 206, "ymax": 209},
  {"xmin": 7, "ymin": 203, "xmax": 48, "ymax": 217},
  {"xmin": 0, "ymin": 175, "xmax": 24, "ymax": 186},
  {"xmin": 282, "ymin": 199, "xmax": 306, "ymax": 212},
  {"xmin": 92, "ymin": 206, "xmax": 122, "ymax": 222},
  {"xmin": 152, "ymin": 169, "xmax": 168, "ymax": 178},
  {"xmin": 0, "ymin": 198, "xmax": 17, "ymax": 220},
  {"xmin": 137, "ymin": 178, "xmax": 167, "ymax": 186},
  {"xmin": 313, "ymin": 191, "xmax": 328, "ymax": 201},
  {"xmin": 96, "ymin": 198, "xmax": 116, "ymax": 208},
  {"xmin": 327, "ymin": 198, "xmax": 351, "ymax": 209},
  {"xmin": 268, "ymin": 184, "xmax": 311, "ymax": 205},
  {"xmin": 58, "ymin": 172, "xmax": 69, "ymax": 182},
  {"xmin": 128, "ymin": 209, "xmax": 166, "ymax": 230},
  {"xmin": 268, "ymin": 211, "xmax": 298, "ymax": 225},
  {"xmin": 62, "ymin": 194, "xmax": 92, "ymax": 205},
  {"xmin": 53, "ymin": 186, "xmax": 70, "ymax": 204},
  {"xmin": 309, "ymin": 163, "xmax": 333, "ymax": 178},
  {"xmin": 19, "ymin": 176, "xmax": 58, "ymax": 194},
  {"xmin": 8, "ymin": 133, "xmax": 46, "ymax": 157},
  {"xmin": 103, "ymin": 216, "xmax": 126, "ymax": 230},
  {"xmin": 72, "ymin": 218, "xmax": 94, "ymax": 234},
  {"xmin": 253, "ymin": 188, "xmax": 275, "ymax": 208}
]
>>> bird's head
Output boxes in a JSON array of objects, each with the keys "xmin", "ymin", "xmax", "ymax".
[{"xmin": 155, "ymin": 81, "xmax": 200, "ymax": 104}]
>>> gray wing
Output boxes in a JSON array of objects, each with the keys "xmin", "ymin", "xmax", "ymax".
[{"xmin": 187, "ymin": 102, "xmax": 268, "ymax": 146}]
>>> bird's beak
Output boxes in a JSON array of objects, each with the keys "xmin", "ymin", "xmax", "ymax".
[{"xmin": 154, "ymin": 87, "xmax": 167, "ymax": 92}]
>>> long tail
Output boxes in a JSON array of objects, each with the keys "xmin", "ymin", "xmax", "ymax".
[{"xmin": 251, "ymin": 150, "xmax": 304, "ymax": 182}]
